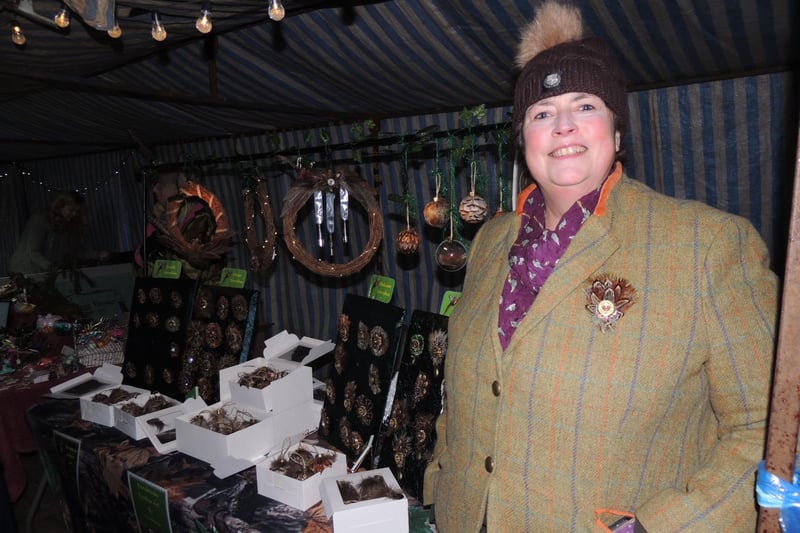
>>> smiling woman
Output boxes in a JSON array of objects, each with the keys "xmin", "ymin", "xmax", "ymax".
[{"xmin": 423, "ymin": 2, "xmax": 779, "ymax": 532}]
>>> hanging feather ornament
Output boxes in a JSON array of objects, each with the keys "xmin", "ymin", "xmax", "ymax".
[
  {"xmin": 326, "ymin": 189, "xmax": 336, "ymax": 257},
  {"xmin": 423, "ymin": 140, "xmax": 450, "ymax": 228},
  {"xmin": 340, "ymin": 187, "xmax": 349, "ymax": 244},
  {"xmin": 314, "ymin": 190, "xmax": 324, "ymax": 249},
  {"xmin": 459, "ymin": 160, "xmax": 488, "ymax": 223}
]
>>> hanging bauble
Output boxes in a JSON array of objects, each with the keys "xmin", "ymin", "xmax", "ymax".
[
  {"xmin": 435, "ymin": 238, "xmax": 467, "ymax": 272},
  {"xmin": 459, "ymin": 192, "xmax": 488, "ymax": 223},
  {"xmin": 423, "ymin": 197, "xmax": 450, "ymax": 228},
  {"xmin": 395, "ymin": 227, "xmax": 420, "ymax": 255}
]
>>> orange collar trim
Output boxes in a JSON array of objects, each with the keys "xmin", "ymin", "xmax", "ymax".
[{"xmin": 515, "ymin": 162, "xmax": 623, "ymax": 217}]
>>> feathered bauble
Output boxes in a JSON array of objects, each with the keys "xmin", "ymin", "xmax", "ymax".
[
  {"xmin": 459, "ymin": 192, "xmax": 488, "ymax": 223},
  {"xmin": 395, "ymin": 227, "xmax": 421, "ymax": 255},
  {"xmin": 423, "ymin": 197, "xmax": 450, "ymax": 228}
]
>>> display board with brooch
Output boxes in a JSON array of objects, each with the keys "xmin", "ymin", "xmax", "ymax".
[
  {"xmin": 318, "ymin": 294, "xmax": 405, "ymax": 464},
  {"xmin": 376, "ymin": 309, "xmax": 448, "ymax": 500},
  {"xmin": 122, "ymin": 278, "xmax": 259, "ymax": 404}
]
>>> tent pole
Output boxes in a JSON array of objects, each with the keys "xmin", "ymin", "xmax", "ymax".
[{"xmin": 758, "ymin": 131, "xmax": 800, "ymax": 533}]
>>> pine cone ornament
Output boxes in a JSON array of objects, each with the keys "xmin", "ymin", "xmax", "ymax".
[{"xmin": 459, "ymin": 192, "xmax": 488, "ymax": 223}]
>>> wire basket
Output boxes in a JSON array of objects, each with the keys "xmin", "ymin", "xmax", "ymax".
[{"xmin": 77, "ymin": 340, "xmax": 125, "ymax": 368}]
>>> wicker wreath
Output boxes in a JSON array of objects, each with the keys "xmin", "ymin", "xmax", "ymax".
[
  {"xmin": 281, "ymin": 166, "xmax": 383, "ymax": 277},
  {"xmin": 243, "ymin": 177, "xmax": 277, "ymax": 274}
]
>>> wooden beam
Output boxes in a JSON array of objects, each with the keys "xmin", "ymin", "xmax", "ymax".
[
  {"xmin": 0, "ymin": 69, "xmax": 356, "ymax": 117},
  {"xmin": 758, "ymin": 130, "xmax": 800, "ymax": 532}
]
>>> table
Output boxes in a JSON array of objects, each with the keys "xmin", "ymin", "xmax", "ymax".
[
  {"xmin": 0, "ymin": 368, "xmax": 89, "ymax": 503},
  {"xmin": 27, "ymin": 398, "xmax": 434, "ymax": 532}
]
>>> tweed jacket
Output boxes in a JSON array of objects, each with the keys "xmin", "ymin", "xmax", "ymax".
[{"xmin": 423, "ymin": 171, "xmax": 777, "ymax": 532}]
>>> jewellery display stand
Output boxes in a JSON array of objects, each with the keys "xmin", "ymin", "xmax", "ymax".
[
  {"xmin": 377, "ymin": 309, "xmax": 448, "ymax": 499},
  {"xmin": 122, "ymin": 278, "xmax": 259, "ymax": 404},
  {"xmin": 319, "ymin": 294, "xmax": 406, "ymax": 464}
]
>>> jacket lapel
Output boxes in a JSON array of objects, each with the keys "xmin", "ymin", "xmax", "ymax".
[{"xmin": 505, "ymin": 212, "xmax": 620, "ymax": 353}]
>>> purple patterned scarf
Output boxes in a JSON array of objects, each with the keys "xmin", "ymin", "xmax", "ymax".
[{"xmin": 497, "ymin": 185, "xmax": 602, "ymax": 349}]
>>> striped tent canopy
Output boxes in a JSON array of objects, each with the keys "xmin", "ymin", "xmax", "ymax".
[{"xmin": 0, "ymin": 0, "xmax": 796, "ymax": 163}]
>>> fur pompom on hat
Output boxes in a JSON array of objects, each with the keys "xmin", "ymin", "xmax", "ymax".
[{"xmin": 512, "ymin": 1, "xmax": 628, "ymax": 141}]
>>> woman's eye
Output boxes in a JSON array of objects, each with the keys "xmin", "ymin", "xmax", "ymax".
[
  {"xmin": 533, "ymin": 111, "xmax": 550, "ymax": 120},
  {"xmin": 579, "ymin": 103, "xmax": 595, "ymax": 111}
]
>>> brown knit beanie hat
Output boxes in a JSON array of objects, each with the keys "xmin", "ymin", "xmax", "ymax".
[{"xmin": 513, "ymin": 1, "xmax": 628, "ymax": 142}]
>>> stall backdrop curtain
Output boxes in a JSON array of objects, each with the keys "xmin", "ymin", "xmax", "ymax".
[{"xmin": 0, "ymin": 71, "xmax": 795, "ymax": 340}]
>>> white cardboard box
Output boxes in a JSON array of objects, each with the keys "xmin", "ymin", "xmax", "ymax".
[
  {"xmin": 176, "ymin": 398, "xmax": 322, "ymax": 477},
  {"xmin": 256, "ymin": 443, "xmax": 347, "ymax": 510},
  {"xmin": 175, "ymin": 400, "xmax": 273, "ymax": 465},
  {"xmin": 79, "ymin": 384, "xmax": 150, "ymax": 427},
  {"xmin": 49, "ymin": 363, "xmax": 123, "ymax": 399},
  {"xmin": 222, "ymin": 356, "xmax": 312, "ymax": 413},
  {"xmin": 262, "ymin": 330, "xmax": 335, "ymax": 367},
  {"xmin": 113, "ymin": 393, "xmax": 181, "ymax": 440},
  {"xmin": 320, "ymin": 468, "xmax": 408, "ymax": 533}
]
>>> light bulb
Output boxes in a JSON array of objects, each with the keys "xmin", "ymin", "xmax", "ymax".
[
  {"xmin": 11, "ymin": 24, "xmax": 25, "ymax": 46},
  {"xmin": 268, "ymin": 0, "xmax": 285, "ymax": 21},
  {"xmin": 107, "ymin": 23, "xmax": 122, "ymax": 39},
  {"xmin": 151, "ymin": 12, "xmax": 167, "ymax": 41},
  {"xmin": 54, "ymin": 6, "xmax": 70, "ymax": 29},
  {"xmin": 195, "ymin": 9, "xmax": 212, "ymax": 34}
]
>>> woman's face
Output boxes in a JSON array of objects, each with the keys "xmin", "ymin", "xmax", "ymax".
[
  {"xmin": 152, "ymin": 178, "xmax": 179, "ymax": 205},
  {"xmin": 522, "ymin": 92, "xmax": 619, "ymax": 198},
  {"xmin": 60, "ymin": 203, "xmax": 80, "ymax": 221}
]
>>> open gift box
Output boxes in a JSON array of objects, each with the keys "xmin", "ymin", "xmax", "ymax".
[
  {"xmin": 320, "ymin": 467, "xmax": 408, "ymax": 533},
  {"xmin": 221, "ymin": 356, "xmax": 312, "ymax": 413},
  {"xmin": 175, "ymin": 400, "xmax": 272, "ymax": 465},
  {"xmin": 219, "ymin": 330, "xmax": 333, "ymax": 412},
  {"xmin": 79, "ymin": 384, "xmax": 151, "ymax": 427},
  {"xmin": 175, "ymin": 398, "xmax": 320, "ymax": 472},
  {"xmin": 113, "ymin": 392, "xmax": 181, "ymax": 440},
  {"xmin": 256, "ymin": 442, "xmax": 347, "ymax": 510},
  {"xmin": 49, "ymin": 363, "xmax": 123, "ymax": 399}
]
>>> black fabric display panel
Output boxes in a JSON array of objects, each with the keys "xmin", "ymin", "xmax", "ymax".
[
  {"xmin": 377, "ymin": 309, "xmax": 448, "ymax": 500},
  {"xmin": 182, "ymin": 285, "xmax": 259, "ymax": 404},
  {"xmin": 123, "ymin": 279, "xmax": 258, "ymax": 404},
  {"xmin": 122, "ymin": 278, "xmax": 197, "ymax": 400},
  {"xmin": 319, "ymin": 294, "xmax": 405, "ymax": 464}
]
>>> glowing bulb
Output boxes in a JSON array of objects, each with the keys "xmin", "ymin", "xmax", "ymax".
[
  {"xmin": 107, "ymin": 23, "xmax": 122, "ymax": 39},
  {"xmin": 151, "ymin": 12, "xmax": 167, "ymax": 41},
  {"xmin": 11, "ymin": 24, "xmax": 25, "ymax": 46},
  {"xmin": 195, "ymin": 9, "xmax": 212, "ymax": 33},
  {"xmin": 268, "ymin": 0, "xmax": 285, "ymax": 21},
  {"xmin": 54, "ymin": 6, "xmax": 70, "ymax": 29}
]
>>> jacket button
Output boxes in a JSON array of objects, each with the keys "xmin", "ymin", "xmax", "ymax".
[
  {"xmin": 492, "ymin": 380, "xmax": 501, "ymax": 397},
  {"xmin": 485, "ymin": 456, "xmax": 494, "ymax": 473}
]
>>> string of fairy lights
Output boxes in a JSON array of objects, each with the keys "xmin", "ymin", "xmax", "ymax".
[
  {"xmin": 8, "ymin": 1, "xmax": 287, "ymax": 46},
  {"xmin": 1, "ymin": 153, "xmax": 133, "ymax": 195}
]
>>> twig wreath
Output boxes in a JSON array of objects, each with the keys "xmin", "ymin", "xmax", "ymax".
[
  {"xmin": 281, "ymin": 166, "xmax": 384, "ymax": 277},
  {"xmin": 243, "ymin": 177, "xmax": 278, "ymax": 274}
]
